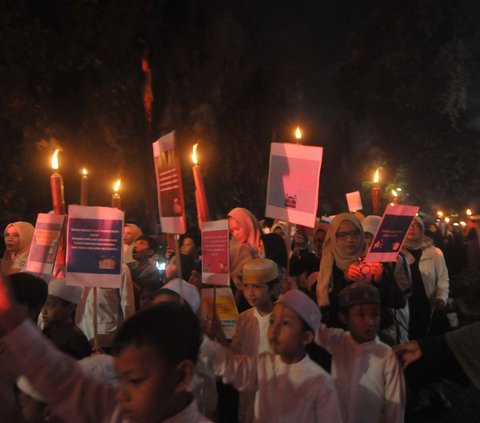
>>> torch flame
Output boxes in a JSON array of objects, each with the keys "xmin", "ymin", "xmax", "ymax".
[
  {"xmin": 437, "ymin": 210, "xmax": 444, "ymax": 218},
  {"xmin": 466, "ymin": 208, "xmax": 472, "ymax": 216},
  {"xmin": 391, "ymin": 189, "xmax": 398, "ymax": 198},
  {"xmin": 51, "ymin": 149, "xmax": 60, "ymax": 170},
  {"xmin": 444, "ymin": 217, "xmax": 450, "ymax": 224},
  {"xmin": 82, "ymin": 168, "xmax": 88, "ymax": 176},
  {"xmin": 192, "ymin": 143, "xmax": 199, "ymax": 165},
  {"xmin": 113, "ymin": 179, "xmax": 121, "ymax": 193},
  {"xmin": 295, "ymin": 126, "xmax": 302, "ymax": 140},
  {"xmin": 373, "ymin": 168, "xmax": 380, "ymax": 184}
]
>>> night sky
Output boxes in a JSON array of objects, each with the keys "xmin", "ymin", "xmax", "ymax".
[{"xmin": 1, "ymin": 0, "xmax": 479, "ymax": 230}]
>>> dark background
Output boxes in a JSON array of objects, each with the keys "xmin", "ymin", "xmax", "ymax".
[{"xmin": 1, "ymin": 0, "xmax": 480, "ymax": 231}]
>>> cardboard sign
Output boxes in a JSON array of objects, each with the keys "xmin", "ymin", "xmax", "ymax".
[
  {"xmin": 346, "ymin": 191, "xmax": 363, "ymax": 212},
  {"xmin": 66, "ymin": 205, "xmax": 124, "ymax": 288},
  {"xmin": 364, "ymin": 204, "xmax": 419, "ymax": 263},
  {"xmin": 26, "ymin": 213, "xmax": 66, "ymax": 280},
  {"xmin": 201, "ymin": 287, "xmax": 239, "ymax": 339},
  {"xmin": 202, "ymin": 220, "xmax": 230, "ymax": 286},
  {"xmin": 265, "ymin": 143, "xmax": 323, "ymax": 228},
  {"xmin": 152, "ymin": 131, "xmax": 186, "ymax": 234}
]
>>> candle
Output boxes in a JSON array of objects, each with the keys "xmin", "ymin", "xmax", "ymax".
[
  {"xmin": 50, "ymin": 149, "xmax": 66, "ymax": 215},
  {"xmin": 80, "ymin": 168, "xmax": 89, "ymax": 206},
  {"xmin": 112, "ymin": 179, "xmax": 121, "ymax": 209},
  {"xmin": 191, "ymin": 143, "xmax": 210, "ymax": 228},
  {"xmin": 371, "ymin": 168, "xmax": 380, "ymax": 215}
]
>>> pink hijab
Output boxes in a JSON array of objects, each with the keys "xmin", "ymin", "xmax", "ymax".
[{"xmin": 227, "ymin": 207, "xmax": 262, "ymax": 253}]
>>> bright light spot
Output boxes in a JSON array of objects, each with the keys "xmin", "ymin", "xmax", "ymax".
[
  {"xmin": 460, "ymin": 221, "xmax": 467, "ymax": 227},
  {"xmin": 396, "ymin": 187, "xmax": 402, "ymax": 192},
  {"xmin": 192, "ymin": 143, "xmax": 199, "ymax": 165},
  {"xmin": 373, "ymin": 168, "xmax": 380, "ymax": 184},
  {"xmin": 51, "ymin": 149, "xmax": 60, "ymax": 170},
  {"xmin": 453, "ymin": 222, "xmax": 459, "ymax": 227},
  {"xmin": 295, "ymin": 126, "xmax": 302, "ymax": 140},
  {"xmin": 445, "ymin": 217, "xmax": 450, "ymax": 224},
  {"xmin": 391, "ymin": 189, "xmax": 398, "ymax": 198},
  {"xmin": 82, "ymin": 168, "xmax": 88, "ymax": 175},
  {"xmin": 466, "ymin": 209, "xmax": 472, "ymax": 216},
  {"xmin": 437, "ymin": 211, "xmax": 444, "ymax": 218},
  {"xmin": 113, "ymin": 179, "xmax": 121, "ymax": 192}
]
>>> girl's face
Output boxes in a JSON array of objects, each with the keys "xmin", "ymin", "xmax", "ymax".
[
  {"xmin": 229, "ymin": 218, "xmax": 248, "ymax": 244},
  {"xmin": 180, "ymin": 238, "xmax": 197, "ymax": 258},
  {"xmin": 407, "ymin": 221, "xmax": 423, "ymax": 242},
  {"xmin": 5, "ymin": 225, "xmax": 21, "ymax": 252},
  {"xmin": 335, "ymin": 220, "xmax": 362, "ymax": 256}
]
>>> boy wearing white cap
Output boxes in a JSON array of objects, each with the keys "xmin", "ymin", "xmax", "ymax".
[
  {"xmin": 203, "ymin": 289, "xmax": 342, "ymax": 423},
  {"xmin": 316, "ymin": 283, "xmax": 405, "ymax": 423},
  {"xmin": 41, "ymin": 279, "xmax": 91, "ymax": 359}
]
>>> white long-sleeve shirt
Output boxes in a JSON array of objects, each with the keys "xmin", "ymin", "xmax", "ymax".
[
  {"xmin": 202, "ymin": 336, "xmax": 342, "ymax": 423},
  {"xmin": 316, "ymin": 324, "xmax": 405, "ymax": 423},
  {"xmin": 2, "ymin": 320, "xmax": 211, "ymax": 423},
  {"xmin": 75, "ymin": 265, "xmax": 135, "ymax": 348}
]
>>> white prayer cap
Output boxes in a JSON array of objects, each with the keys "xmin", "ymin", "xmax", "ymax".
[
  {"xmin": 362, "ymin": 215, "xmax": 382, "ymax": 236},
  {"xmin": 48, "ymin": 279, "xmax": 83, "ymax": 304},
  {"xmin": 276, "ymin": 289, "xmax": 321, "ymax": 331},
  {"xmin": 242, "ymin": 258, "xmax": 278, "ymax": 285},
  {"xmin": 17, "ymin": 377, "xmax": 44, "ymax": 402},
  {"xmin": 78, "ymin": 354, "xmax": 119, "ymax": 386},
  {"xmin": 163, "ymin": 278, "xmax": 200, "ymax": 314}
]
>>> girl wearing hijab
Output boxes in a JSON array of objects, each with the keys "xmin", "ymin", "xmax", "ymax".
[
  {"xmin": 316, "ymin": 213, "xmax": 386, "ymax": 327},
  {"xmin": 402, "ymin": 216, "xmax": 449, "ymax": 340},
  {"xmin": 227, "ymin": 208, "xmax": 263, "ymax": 288},
  {"xmin": 1, "ymin": 221, "xmax": 35, "ymax": 275}
]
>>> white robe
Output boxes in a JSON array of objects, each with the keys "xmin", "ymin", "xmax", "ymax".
[
  {"xmin": 202, "ymin": 337, "xmax": 342, "ymax": 423},
  {"xmin": 316, "ymin": 324, "xmax": 405, "ymax": 423}
]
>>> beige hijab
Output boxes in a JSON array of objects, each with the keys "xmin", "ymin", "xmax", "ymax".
[
  {"xmin": 402, "ymin": 216, "xmax": 433, "ymax": 251},
  {"xmin": 2, "ymin": 221, "xmax": 35, "ymax": 274},
  {"xmin": 316, "ymin": 213, "xmax": 366, "ymax": 306}
]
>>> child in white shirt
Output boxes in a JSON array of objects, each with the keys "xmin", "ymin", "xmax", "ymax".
[
  {"xmin": 204, "ymin": 289, "xmax": 342, "ymax": 423},
  {"xmin": 316, "ymin": 283, "xmax": 406, "ymax": 423}
]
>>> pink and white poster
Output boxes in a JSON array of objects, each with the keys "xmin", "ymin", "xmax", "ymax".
[
  {"xmin": 265, "ymin": 142, "xmax": 323, "ymax": 228},
  {"xmin": 201, "ymin": 220, "xmax": 229, "ymax": 286},
  {"xmin": 364, "ymin": 204, "xmax": 419, "ymax": 263}
]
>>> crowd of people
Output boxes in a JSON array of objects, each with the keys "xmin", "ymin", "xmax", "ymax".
[{"xmin": 0, "ymin": 207, "xmax": 479, "ymax": 423}]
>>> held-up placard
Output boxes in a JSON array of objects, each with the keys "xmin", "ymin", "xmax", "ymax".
[
  {"xmin": 346, "ymin": 191, "xmax": 363, "ymax": 212},
  {"xmin": 66, "ymin": 205, "xmax": 124, "ymax": 288},
  {"xmin": 152, "ymin": 131, "xmax": 186, "ymax": 234},
  {"xmin": 364, "ymin": 204, "xmax": 419, "ymax": 263},
  {"xmin": 265, "ymin": 143, "xmax": 323, "ymax": 228},
  {"xmin": 202, "ymin": 220, "xmax": 230, "ymax": 286}
]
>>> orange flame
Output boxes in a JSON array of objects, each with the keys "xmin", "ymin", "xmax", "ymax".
[
  {"xmin": 466, "ymin": 209, "xmax": 472, "ymax": 216},
  {"xmin": 51, "ymin": 149, "xmax": 60, "ymax": 170},
  {"xmin": 437, "ymin": 210, "xmax": 444, "ymax": 218},
  {"xmin": 391, "ymin": 189, "xmax": 398, "ymax": 198},
  {"xmin": 82, "ymin": 168, "xmax": 88, "ymax": 176},
  {"xmin": 295, "ymin": 126, "xmax": 302, "ymax": 140},
  {"xmin": 113, "ymin": 179, "xmax": 121, "ymax": 193},
  {"xmin": 373, "ymin": 168, "xmax": 380, "ymax": 184},
  {"xmin": 192, "ymin": 143, "xmax": 199, "ymax": 165}
]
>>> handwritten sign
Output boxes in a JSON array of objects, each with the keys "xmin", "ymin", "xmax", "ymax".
[{"xmin": 201, "ymin": 287, "xmax": 238, "ymax": 339}]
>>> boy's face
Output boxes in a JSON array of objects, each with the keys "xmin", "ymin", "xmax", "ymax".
[
  {"xmin": 344, "ymin": 303, "xmax": 381, "ymax": 343},
  {"xmin": 41, "ymin": 295, "xmax": 70, "ymax": 328},
  {"xmin": 115, "ymin": 345, "xmax": 188, "ymax": 422},
  {"xmin": 132, "ymin": 240, "xmax": 152, "ymax": 261},
  {"xmin": 243, "ymin": 283, "xmax": 271, "ymax": 312},
  {"xmin": 268, "ymin": 303, "xmax": 312, "ymax": 363}
]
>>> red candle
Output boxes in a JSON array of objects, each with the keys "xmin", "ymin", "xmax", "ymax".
[
  {"xmin": 192, "ymin": 144, "xmax": 210, "ymax": 228},
  {"xmin": 80, "ymin": 168, "xmax": 89, "ymax": 206},
  {"xmin": 50, "ymin": 149, "xmax": 66, "ymax": 215},
  {"xmin": 112, "ymin": 179, "xmax": 121, "ymax": 209}
]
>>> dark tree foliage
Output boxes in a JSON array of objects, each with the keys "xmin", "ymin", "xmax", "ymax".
[{"xmin": 334, "ymin": 0, "xmax": 480, "ymax": 210}]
